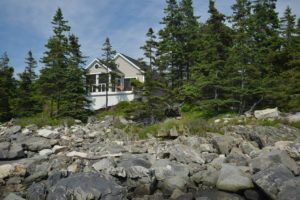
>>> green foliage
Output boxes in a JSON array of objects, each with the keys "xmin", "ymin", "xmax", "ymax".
[
  {"xmin": 0, "ymin": 52, "xmax": 15, "ymax": 122},
  {"xmin": 15, "ymin": 114, "xmax": 75, "ymax": 128}
]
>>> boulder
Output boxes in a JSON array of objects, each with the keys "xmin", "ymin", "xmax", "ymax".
[
  {"xmin": 225, "ymin": 147, "xmax": 250, "ymax": 166},
  {"xmin": 21, "ymin": 137, "xmax": 53, "ymax": 152},
  {"xmin": 212, "ymin": 135, "xmax": 236, "ymax": 156},
  {"xmin": 216, "ymin": 164, "xmax": 253, "ymax": 192},
  {"xmin": 92, "ymin": 158, "xmax": 115, "ymax": 171},
  {"xmin": 286, "ymin": 112, "xmax": 300, "ymax": 123},
  {"xmin": 192, "ymin": 166, "xmax": 219, "ymax": 187},
  {"xmin": 274, "ymin": 141, "xmax": 300, "ymax": 161},
  {"xmin": 151, "ymin": 159, "xmax": 189, "ymax": 181},
  {"xmin": 47, "ymin": 173, "xmax": 125, "ymax": 200},
  {"xmin": 0, "ymin": 142, "xmax": 25, "ymax": 160},
  {"xmin": 254, "ymin": 108, "xmax": 279, "ymax": 120},
  {"xmin": 4, "ymin": 125, "xmax": 22, "ymax": 135},
  {"xmin": 277, "ymin": 177, "xmax": 300, "ymax": 200},
  {"xmin": 194, "ymin": 189, "xmax": 245, "ymax": 200},
  {"xmin": 39, "ymin": 149, "xmax": 53, "ymax": 156},
  {"xmin": 250, "ymin": 150, "xmax": 299, "ymax": 175},
  {"xmin": 0, "ymin": 164, "xmax": 13, "ymax": 179},
  {"xmin": 3, "ymin": 193, "xmax": 25, "ymax": 200},
  {"xmin": 169, "ymin": 144, "xmax": 204, "ymax": 164},
  {"xmin": 27, "ymin": 182, "xmax": 47, "ymax": 200},
  {"xmin": 37, "ymin": 129, "xmax": 58, "ymax": 139},
  {"xmin": 252, "ymin": 164, "xmax": 294, "ymax": 200},
  {"xmin": 161, "ymin": 176, "xmax": 187, "ymax": 196}
]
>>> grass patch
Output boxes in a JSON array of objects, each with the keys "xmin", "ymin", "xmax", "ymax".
[{"xmin": 15, "ymin": 114, "xmax": 75, "ymax": 128}]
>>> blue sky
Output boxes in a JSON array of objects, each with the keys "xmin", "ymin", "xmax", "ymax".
[{"xmin": 0, "ymin": 0, "xmax": 300, "ymax": 75}]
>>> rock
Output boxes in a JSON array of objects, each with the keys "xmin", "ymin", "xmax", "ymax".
[
  {"xmin": 66, "ymin": 151, "xmax": 88, "ymax": 158},
  {"xmin": 161, "ymin": 176, "xmax": 187, "ymax": 196},
  {"xmin": 225, "ymin": 147, "xmax": 250, "ymax": 166},
  {"xmin": 3, "ymin": 193, "xmax": 25, "ymax": 200},
  {"xmin": 67, "ymin": 162, "xmax": 81, "ymax": 173},
  {"xmin": 250, "ymin": 149, "xmax": 299, "ymax": 175},
  {"xmin": 252, "ymin": 164, "xmax": 294, "ymax": 200},
  {"xmin": 151, "ymin": 159, "xmax": 189, "ymax": 181},
  {"xmin": 243, "ymin": 190, "xmax": 263, "ymax": 200},
  {"xmin": 108, "ymin": 167, "xmax": 127, "ymax": 178},
  {"xmin": 216, "ymin": 164, "xmax": 253, "ymax": 192},
  {"xmin": 0, "ymin": 164, "xmax": 13, "ymax": 179},
  {"xmin": 126, "ymin": 166, "xmax": 150, "ymax": 179},
  {"xmin": 74, "ymin": 119, "xmax": 82, "ymax": 124},
  {"xmin": 37, "ymin": 129, "xmax": 58, "ymax": 139},
  {"xmin": 241, "ymin": 141, "xmax": 259, "ymax": 156},
  {"xmin": 47, "ymin": 173, "xmax": 125, "ymax": 200},
  {"xmin": 24, "ymin": 170, "xmax": 48, "ymax": 184},
  {"xmin": 254, "ymin": 107, "xmax": 279, "ymax": 120},
  {"xmin": 277, "ymin": 177, "xmax": 300, "ymax": 200},
  {"xmin": 169, "ymin": 144, "xmax": 204, "ymax": 164},
  {"xmin": 0, "ymin": 142, "xmax": 25, "ymax": 160},
  {"xmin": 118, "ymin": 156, "xmax": 151, "ymax": 169},
  {"xmin": 199, "ymin": 144, "xmax": 216, "ymax": 153},
  {"xmin": 274, "ymin": 141, "xmax": 300, "ymax": 161},
  {"xmin": 286, "ymin": 112, "xmax": 300, "ymax": 123},
  {"xmin": 212, "ymin": 135, "xmax": 236, "ymax": 156},
  {"xmin": 192, "ymin": 166, "xmax": 219, "ymax": 187},
  {"xmin": 194, "ymin": 189, "xmax": 245, "ymax": 200},
  {"xmin": 92, "ymin": 158, "xmax": 115, "ymax": 171},
  {"xmin": 39, "ymin": 149, "xmax": 53, "ymax": 156},
  {"xmin": 170, "ymin": 188, "xmax": 185, "ymax": 199},
  {"xmin": 21, "ymin": 137, "xmax": 53, "ymax": 152},
  {"xmin": 27, "ymin": 182, "xmax": 47, "ymax": 200},
  {"xmin": 229, "ymin": 125, "xmax": 300, "ymax": 148},
  {"xmin": 52, "ymin": 145, "xmax": 67, "ymax": 154},
  {"xmin": 4, "ymin": 125, "xmax": 22, "ymax": 135}
]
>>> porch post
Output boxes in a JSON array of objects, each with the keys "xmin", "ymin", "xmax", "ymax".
[
  {"xmin": 108, "ymin": 73, "xmax": 111, "ymax": 92},
  {"xmin": 96, "ymin": 74, "xmax": 99, "ymax": 92}
]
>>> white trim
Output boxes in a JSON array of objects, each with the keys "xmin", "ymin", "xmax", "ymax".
[
  {"xmin": 115, "ymin": 53, "xmax": 144, "ymax": 73},
  {"xmin": 85, "ymin": 58, "xmax": 112, "ymax": 72}
]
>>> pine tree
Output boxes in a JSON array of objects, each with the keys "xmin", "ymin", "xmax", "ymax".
[
  {"xmin": 40, "ymin": 8, "xmax": 70, "ymax": 116},
  {"xmin": 190, "ymin": 0, "xmax": 232, "ymax": 115},
  {"xmin": 280, "ymin": 6, "xmax": 296, "ymax": 48},
  {"xmin": 0, "ymin": 52, "xmax": 15, "ymax": 122},
  {"xmin": 140, "ymin": 28, "xmax": 157, "ymax": 71},
  {"xmin": 101, "ymin": 38, "xmax": 116, "ymax": 110},
  {"xmin": 13, "ymin": 51, "xmax": 40, "ymax": 117}
]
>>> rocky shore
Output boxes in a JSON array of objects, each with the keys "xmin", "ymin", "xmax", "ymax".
[{"xmin": 0, "ymin": 115, "xmax": 300, "ymax": 200}]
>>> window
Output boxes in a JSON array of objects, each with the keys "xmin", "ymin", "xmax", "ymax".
[{"xmin": 124, "ymin": 78, "xmax": 136, "ymax": 91}]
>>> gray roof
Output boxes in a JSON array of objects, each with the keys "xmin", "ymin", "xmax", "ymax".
[{"xmin": 121, "ymin": 53, "xmax": 148, "ymax": 72}]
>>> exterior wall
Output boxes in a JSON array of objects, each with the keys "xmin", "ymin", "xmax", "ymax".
[
  {"xmin": 115, "ymin": 56, "xmax": 145, "ymax": 83},
  {"xmin": 88, "ymin": 62, "xmax": 108, "ymax": 74},
  {"xmin": 88, "ymin": 91, "xmax": 135, "ymax": 110}
]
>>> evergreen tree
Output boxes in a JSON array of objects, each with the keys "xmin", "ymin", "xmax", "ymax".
[
  {"xmin": 190, "ymin": 0, "xmax": 232, "ymax": 115},
  {"xmin": 157, "ymin": 0, "xmax": 183, "ymax": 89},
  {"xmin": 179, "ymin": 0, "xmax": 199, "ymax": 80},
  {"xmin": 101, "ymin": 38, "xmax": 116, "ymax": 110},
  {"xmin": 227, "ymin": 0, "xmax": 260, "ymax": 114},
  {"xmin": 0, "ymin": 52, "xmax": 15, "ymax": 122},
  {"xmin": 280, "ymin": 6, "xmax": 296, "ymax": 48},
  {"xmin": 13, "ymin": 51, "xmax": 40, "ymax": 117},
  {"xmin": 61, "ymin": 34, "xmax": 90, "ymax": 118},
  {"xmin": 140, "ymin": 28, "xmax": 166, "ymax": 123},
  {"xmin": 40, "ymin": 8, "xmax": 70, "ymax": 116},
  {"xmin": 140, "ymin": 28, "xmax": 157, "ymax": 71}
]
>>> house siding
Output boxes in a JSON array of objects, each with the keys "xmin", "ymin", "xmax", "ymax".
[{"xmin": 115, "ymin": 56, "xmax": 144, "ymax": 82}]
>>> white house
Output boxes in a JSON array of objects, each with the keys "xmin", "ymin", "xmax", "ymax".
[{"xmin": 85, "ymin": 53, "xmax": 146, "ymax": 110}]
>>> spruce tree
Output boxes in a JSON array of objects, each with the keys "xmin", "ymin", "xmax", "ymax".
[
  {"xmin": 190, "ymin": 0, "xmax": 232, "ymax": 115},
  {"xmin": 13, "ymin": 51, "xmax": 40, "ymax": 117},
  {"xmin": 140, "ymin": 28, "xmax": 157, "ymax": 71},
  {"xmin": 227, "ymin": 0, "xmax": 260, "ymax": 114},
  {"xmin": 0, "ymin": 52, "xmax": 15, "ymax": 122},
  {"xmin": 61, "ymin": 34, "xmax": 90, "ymax": 118},
  {"xmin": 101, "ymin": 38, "xmax": 116, "ymax": 110},
  {"xmin": 40, "ymin": 8, "xmax": 70, "ymax": 116}
]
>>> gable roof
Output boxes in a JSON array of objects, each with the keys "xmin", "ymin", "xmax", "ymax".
[
  {"xmin": 116, "ymin": 53, "xmax": 148, "ymax": 72},
  {"xmin": 85, "ymin": 58, "xmax": 111, "ymax": 72}
]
